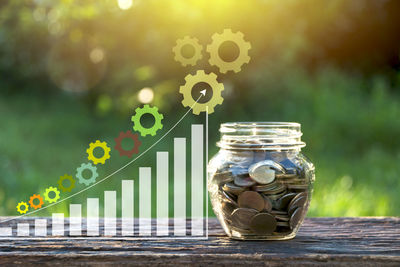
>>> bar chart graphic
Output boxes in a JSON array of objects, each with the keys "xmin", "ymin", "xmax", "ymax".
[{"xmin": 0, "ymin": 123, "xmax": 208, "ymax": 239}]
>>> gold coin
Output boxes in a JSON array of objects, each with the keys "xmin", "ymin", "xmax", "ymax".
[
  {"xmin": 231, "ymin": 208, "xmax": 258, "ymax": 230},
  {"xmin": 238, "ymin": 191, "xmax": 265, "ymax": 211},
  {"xmin": 249, "ymin": 212, "xmax": 277, "ymax": 235}
]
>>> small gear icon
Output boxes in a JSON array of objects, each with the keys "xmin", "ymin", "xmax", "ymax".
[
  {"xmin": 76, "ymin": 163, "xmax": 98, "ymax": 186},
  {"xmin": 114, "ymin": 130, "xmax": 142, "ymax": 157},
  {"xmin": 57, "ymin": 174, "xmax": 76, "ymax": 192},
  {"xmin": 44, "ymin": 186, "xmax": 61, "ymax": 203},
  {"xmin": 86, "ymin": 140, "xmax": 111, "ymax": 165},
  {"xmin": 131, "ymin": 104, "xmax": 164, "ymax": 136},
  {"xmin": 16, "ymin": 201, "xmax": 29, "ymax": 214},
  {"xmin": 172, "ymin": 36, "xmax": 203, "ymax": 66},
  {"xmin": 207, "ymin": 29, "xmax": 251, "ymax": 73},
  {"xmin": 179, "ymin": 70, "xmax": 224, "ymax": 115},
  {"xmin": 29, "ymin": 194, "xmax": 44, "ymax": 210}
]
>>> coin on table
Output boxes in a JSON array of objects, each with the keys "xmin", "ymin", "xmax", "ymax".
[
  {"xmin": 249, "ymin": 212, "xmax": 277, "ymax": 235},
  {"xmin": 276, "ymin": 192, "xmax": 298, "ymax": 210},
  {"xmin": 234, "ymin": 176, "xmax": 256, "ymax": 187},
  {"xmin": 238, "ymin": 191, "xmax": 265, "ymax": 211},
  {"xmin": 223, "ymin": 182, "xmax": 247, "ymax": 195},
  {"xmin": 231, "ymin": 208, "xmax": 258, "ymax": 229},
  {"xmin": 289, "ymin": 207, "xmax": 303, "ymax": 229},
  {"xmin": 248, "ymin": 161, "xmax": 276, "ymax": 184}
]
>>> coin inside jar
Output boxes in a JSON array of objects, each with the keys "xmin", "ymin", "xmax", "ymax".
[
  {"xmin": 223, "ymin": 182, "xmax": 246, "ymax": 195},
  {"xmin": 238, "ymin": 191, "xmax": 265, "ymax": 211},
  {"xmin": 231, "ymin": 208, "xmax": 258, "ymax": 229},
  {"xmin": 289, "ymin": 207, "xmax": 303, "ymax": 229},
  {"xmin": 234, "ymin": 176, "xmax": 257, "ymax": 187},
  {"xmin": 248, "ymin": 161, "xmax": 277, "ymax": 184},
  {"xmin": 249, "ymin": 213, "xmax": 277, "ymax": 234}
]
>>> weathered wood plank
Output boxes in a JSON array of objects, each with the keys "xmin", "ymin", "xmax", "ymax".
[{"xmin": 0, "ymin": 217, "xmax": 399, "ymax": 266}]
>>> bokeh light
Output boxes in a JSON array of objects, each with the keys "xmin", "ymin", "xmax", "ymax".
[
  {"xmin": 90, "ymin": 48, "xmax": 105, "ymax": 64},
  {"xmin": 118, "ymin": 0, "xmax": 133, "ymax": 10},
  {"xmin": 138, "ymin": 87, "xmax": 154, "ymax": 103}
]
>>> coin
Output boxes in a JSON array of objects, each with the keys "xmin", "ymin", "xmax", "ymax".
[
  {"xmin": 276, "ymin": 221, "xmax": 290, "ymax": 227},
  {"xmin": 223, "ymin": 182, "xmax": 246, "ymax": 195},
  {"xmin": 251, "ymin": 181, "xmax": 280, "ymax": 192},
  {"xmin": 266, "ymin": 190, "xmax": 287, "ymax": 201},
  {"xmin": 234, "ymin": 176, "xmax": 256, "ymax": 187},
  {"xmin": 248, "ymin": 161, "xmax": 277, "ymax": 184},
  {"xmin": 289, "ymin": 207, "xmax": 303, "ymax": 229},
  {"xmin": 221, "ymin": 190, "xmax": 237, "ymax": 204},
  {"xmin": 222, "ymin": 201, "xmax": 237, "ymax": 218},
  {"xmin": 270, "ymin": 209, "xmax": 288, "ymax": 215},
  {"xmin": 288, "ymin": 193, "xmax": 307, "ymax": 215},
  {"xmin": 213, "ymin": 170, "xmax": 234, "ymax": 185},
  {"xmin": 249, "ymin": 213, "xmax": 277, "ymax": 234},
  {"xmin": 238, "ymin": 191, "xmax": 265, "ymax": 211},
  {"xmin": 231, "ymin": 208, "xmax": 258, "ymax": 229},
  {"xmin": 229, "ymin": 151, "xmax": 254, "ymax": 166},
  {"xmin": 262, "ymin": 195, "xmax": 272, "ymax": 212},
  {"xmin": 275, "ymin": 214, "xmax": 290, "ymax": 222},
  {"xmin": 276, "ymin": 192, "xmax": 298, "ymax": 210},
  {"xmin": 262, "ymin": 183, "xmax": 286, "ymax": 195}
]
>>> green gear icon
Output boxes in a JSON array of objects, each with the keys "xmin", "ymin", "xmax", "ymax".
[
  {"xmin": 131, "ymin": 104, "xmax": 164, "ymax": 136},
  {"xmin": 76, "ymin": 163, "xmax": 98, "ymax": 186},
  {"xmin": 44, "ymin": 186, "xmax": 61, "ymax": 203},
  {"xmin": 57, "ymin": 174, "xmax": 76, "ymax": 192}
]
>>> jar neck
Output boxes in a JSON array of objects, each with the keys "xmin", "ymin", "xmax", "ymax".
[{"xmin": 217, "ymin": 122, "xmax": 306, "ymax": 151}]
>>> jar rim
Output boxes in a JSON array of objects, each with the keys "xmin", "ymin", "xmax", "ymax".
[{"xmin": 217, "ymin": 121, "xmax": 306, "ymax": 151}]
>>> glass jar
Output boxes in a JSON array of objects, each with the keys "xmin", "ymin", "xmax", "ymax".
[{"xmin": 208, "ymin": 122, "xmax": 315, "ymax": 240}]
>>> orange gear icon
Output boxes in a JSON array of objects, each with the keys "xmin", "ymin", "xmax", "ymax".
[
  {"xmin": 114, "ymin": 130, "xmax": 142, "ymax": 157},
  {"xmin": 29, "ymin": 194, "xmax": 44, "ymax": 210}
]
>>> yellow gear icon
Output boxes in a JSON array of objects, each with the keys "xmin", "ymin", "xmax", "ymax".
[
  {"xmin": 172, "ymin": 36, "xmax": 203, "ymax": 67},
  {"xmin": 207, "ymin": 29, "xmax": 251, "ymax": 73},
  {"xmin": 44, "ymin": 186, "xmax": 61, "ymax": 203},
  {"xmin": 179, "ymin": 70, "xmax": 224, "ymax": 115},
  {"xmin": 86, "ymin": 140, "xmax": 111, "ymax": 165},
  {"xmin": 16, "ymin": 201, "xmax": 29, "ymax": 214}
]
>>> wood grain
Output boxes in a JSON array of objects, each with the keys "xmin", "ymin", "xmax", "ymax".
[{"xmin": 0, "ymin": 217, "xmax": 399, "ymax": 266}]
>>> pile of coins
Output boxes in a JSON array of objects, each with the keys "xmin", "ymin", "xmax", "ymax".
[{"xmin": 213, "ymin": 156, "xmax": 310, "ymax": 236}]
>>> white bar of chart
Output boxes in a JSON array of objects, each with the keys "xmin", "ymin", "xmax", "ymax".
[
  {"xmin": 139, "ymin": 167, "xmax": 151, "ymax": 236},
  {"xmin": 122, "ymin": 180, "xmax": 134, "ymax": 236},
  {"xmin": 0, "ymin": 123, "xmax": 208, "ymax": 239},
  {"xmin": 174, "ymin": 138, "xmax": 186, "ymax": 236},
  {"xmin": 87, "ymin": 198, "xmax": 99, "ymax": 236},
  {"xmin": 17, "ymin": 223, "xmax": 29, "ymax": 237},
  {"xmin": 52, "ymin": 213, "xmax": 64, "ymax": 236},
  {"xmin": 104, "ymin": 191, "xmax": 116, "ymax": 236},
  {"xmin": 157, "ymin": 152, "xmax": 169, "ymax": 236},
  {"xmin": 192, "ymin": 125, "xmax": 204, "ymax": 236},
  {"xmin": 0, "ymin": 227, "xmax": 12, "ymax": 236},
  {"xmin": 70, "ymin": 204, "xmax": 82, "ymax": 236},
  {"xmin": 35, "ymin": 219, "xmax": 47, "ymax": 236}
]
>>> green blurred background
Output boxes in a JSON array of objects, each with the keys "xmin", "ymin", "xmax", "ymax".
[{"xmin": 1, "ymin": 0, "xmax": 400, "ymax": 218}]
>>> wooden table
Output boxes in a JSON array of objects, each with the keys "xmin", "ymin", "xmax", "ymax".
[{"xmin": 0, "ymin": 217, "xmax": 399, "ymax": 266}]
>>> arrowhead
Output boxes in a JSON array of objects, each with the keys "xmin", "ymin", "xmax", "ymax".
[{"xmin": 200, "ymin": 89, "xmax": 206, "ymax": 96}]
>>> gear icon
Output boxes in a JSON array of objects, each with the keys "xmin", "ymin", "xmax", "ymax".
[
  {"xmin": 114, "ymin": 130, "xmax": 142, "ymax": 157},
  {"xmin": 86, "ymin": 140, "xmax": 111, "ymax": 165},
  {"xmin": 58, "ymin": 174, "xmax": 76, "ymax": 192},
  {"xmin": 207, "ymin": 29, "xmax": 251, "ymax": 73},
  {"xmin": 16, "ymin": 201, "xmax": 29, "ymax": 214},
  {"xmin": 76, "ymin": 163, "xmax": 98, "ymax": 186},
  {"xmin": 29, "ymin": 194, "xmax": 44, "ymax": 210},
  {"xmin": 172, "ymin": 36, "xmax": 203, "ymax": 67},
  {"xmin": 44, "ymin": 186, "xmax": 61, "ymax": 203},
  {"xmin": 179, "ymin": 70, "xmax": 224, "ymax": 115},
  {"xmin": 131, "ymin": 104, "xmax": 164, "ymax": 136}
]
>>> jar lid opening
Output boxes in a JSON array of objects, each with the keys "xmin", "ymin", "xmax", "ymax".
[{"xmin": 217, "ymin": 122, "xmax": 306, "ymax": 151}]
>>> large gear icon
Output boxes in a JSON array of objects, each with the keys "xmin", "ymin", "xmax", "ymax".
[
  {"xmin": 76, "ymin": 162, "xmax": 98, "ymax": 186},
  {"xmin": 44, "ymin": 186, "xmax": 61, "ymax": 203},
  {"xmin": 16, "ymin": 201, "xmax": 29, "ymax": 214},
  {"xmin": 207, "ymin": 29, "xmax": 251, "ymax": 73},
  {"xmin": 179, "ymin": 70, "xmax": 224, "ymax": 115},
  {"xmin": 86, "ymin": 140, "xmax": 111, "ymax": 165},
  {"xmin": 29, "ymin": 194, "xmax": 44, "ymax": 210},
  {"xmin": 57, "ymin": 174, "xmax": 76, "ymax": 192},
  {"xmin": 172, "ymin": 36, "xmax": 203, "ymax": 67},
  {"xmin": 114, "ymin": 130, "xmax": 142, "ymax": 157},
  {"xmin": 131, "ymin": 104, "xmax": 164, "ymax": 136}
]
